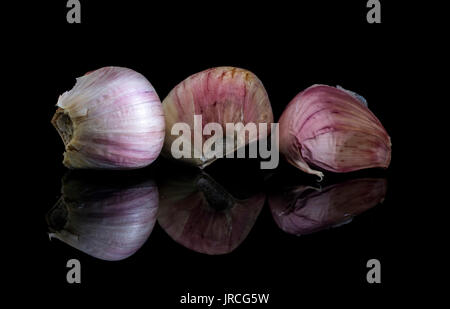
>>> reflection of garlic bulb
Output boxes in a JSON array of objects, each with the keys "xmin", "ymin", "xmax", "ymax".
[
  {"xmin": 279, "ymin": 85, "xmax": 391, "ymax": 179},
  {"xmin": 52, "ymin": 66, "xmax": 165, "ymax": 169},
  {"xmin": 269, "ymin": 178, "xmax": 387, "ymax": 236},
  {"xmin": 46, "ymin": 173, "xmax": 159, "ymax": 261},
  {"xmin": 158, "ymin": 172, "xmax": 265, "ymax": 255}
]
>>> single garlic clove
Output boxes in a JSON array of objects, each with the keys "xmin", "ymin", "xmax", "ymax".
[
  {"xmin": 268, "ymin": 178, "xmax": 387, "ymax": 236},
  {"xmin": 279, "ymin": 85, "xmax": 391, "ymax": 179},
  {"xmin": 162, "ymin": 66, "xmax": 274, "ymax": 168},
  {"xmin": 46, "ymin": 171, "xmax": 159, "ymax": 261},
  {"xmin": 52, "ymin": 66, "xmax": 165, "ymax": 169},
  {"xmin": 157, "ymin": 171, "xmax": 265, "ymax": 255}
]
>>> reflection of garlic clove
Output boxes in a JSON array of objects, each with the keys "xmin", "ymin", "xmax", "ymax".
[
  {"xmin": 162, "ymin": 67, "xmax": 274, "ymax": 168},
  {"xmin": 279, "ymin": 85, "xmax": 391, "ymax": 179},
  {"xmin": 46, "ymin": 172, "xmax": 159, "ymax": 261},
  {"xmin": 269, "ymin": 178, "xmax": 387, "ymax": 235},
  {"xmin": 52, "ymin": 67, "xmax": 165, "ymax": 169},
  {"xmin": 158, "ymin": 172, "xmax": 264, "ymax": 255}
]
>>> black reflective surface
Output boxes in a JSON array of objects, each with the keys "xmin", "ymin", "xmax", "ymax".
[{"xmin": 45, "ymin": 160, "xmax": 388, "ymax": 260}]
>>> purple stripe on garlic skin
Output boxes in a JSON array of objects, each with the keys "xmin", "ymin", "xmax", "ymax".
[
  {"xmin": 278, "ymin": 85, "xmax": 391, "ymax": 179},
  {"xmin": 52, "ymin": 67, "xmax": 165, "ymax": 169}
]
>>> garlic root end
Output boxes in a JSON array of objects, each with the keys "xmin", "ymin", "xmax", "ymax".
[{"xmin": 51, "ymin": 108, "xmax": 73, "ymax": 147}]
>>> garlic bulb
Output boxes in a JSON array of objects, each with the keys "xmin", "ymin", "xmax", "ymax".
[
  {"xmin": 269, "ymin": 178, "xmax": 387, "ymax": 236},
  {"xmin": 279, "ymin": 85, "xmax": 391, "ymax": 179},
  {"xmin": 158, "ymin": 171, "xmax": 264, "ymax": 255},
  {"xmin": 162, "ymin": 66, "xmax": 274, "ymax": 168},
  {"xmin": 52, "ymin": 66, "xmax": 165, "ymax": 169},
  {"xmin": 46, "ymin": 172, "xmax": 159, "ymax": 261}
]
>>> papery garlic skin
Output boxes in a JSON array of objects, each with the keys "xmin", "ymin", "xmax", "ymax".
[
  {"xmin": 52, "ymin": 66, "xmax": 165, "ymax": 169},
  {"xmin": 162, "ymin": 66, "xmax": 273, "ymax": 168},
  {"xmin": 279, "ymin": 85, "xmax": 391, "ymax": 179}
]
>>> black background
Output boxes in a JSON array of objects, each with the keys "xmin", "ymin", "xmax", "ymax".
[{"xmin": 7, "ymin": 0, "xmax": 422, "ymax": 306}]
